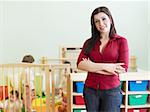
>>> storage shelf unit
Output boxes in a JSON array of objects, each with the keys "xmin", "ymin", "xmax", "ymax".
[{"xmin": 70, "ymin": 70, "xmax": 150, "ymax": 112}]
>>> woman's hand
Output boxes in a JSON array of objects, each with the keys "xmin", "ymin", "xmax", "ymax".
[
  {"xmin": 103, "ymin": 63, "xmax": 125, "ymax": 75},
  {"xmin": 82, "ymin": 58, "xmax": 92, "ymax": 63}
]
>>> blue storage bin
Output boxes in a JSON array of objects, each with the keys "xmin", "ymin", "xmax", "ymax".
[
  {"xmin": 129, "ymin": 80, "xmax": 148, "ymax": 91},
  {"xmin": 76, "ymin": 82, "xmax": 84, "ymax": 93}
]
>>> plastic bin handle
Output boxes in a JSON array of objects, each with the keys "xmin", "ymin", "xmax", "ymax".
[
  {"xmin": 135, "ymin": 95, "xmax": 142, "ymax": 98},
  {"xmin": 136, "ymin": 81, "xmax": 142, "ymax": 83}
]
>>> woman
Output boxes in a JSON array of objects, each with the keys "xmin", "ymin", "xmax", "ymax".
[{"xmin": 77, "ymin": 6, "xmax": 129, "ymax": 112}]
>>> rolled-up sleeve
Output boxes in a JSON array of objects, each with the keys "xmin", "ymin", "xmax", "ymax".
[{"xmin": 118, "ymin": 38, "xmax": 129, "ymax": 71}]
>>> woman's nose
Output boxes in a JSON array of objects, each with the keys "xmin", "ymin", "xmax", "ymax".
[{"xmin": 99, "ymin": 20, "xmax": 104, "ymax": 26}]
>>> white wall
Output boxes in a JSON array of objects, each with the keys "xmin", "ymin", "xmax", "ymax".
[
  {"xmin": 0, "ymin": 1, "xmax": 149, "ymax": 70},
  {"xmin": 0, "ymin": 2, "xmax": 4, "ymax": 63},
  {"xmin": 148, "ymin": 0, "xmax": 150, "ymax": 70}
]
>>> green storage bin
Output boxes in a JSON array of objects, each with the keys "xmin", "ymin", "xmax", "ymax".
[
  {"xmin": 74, "ymin": 109, "xmax": 81, "ymax": 112},
  {"xmin": 129, "ymin": 94, "xmax": 148, "ymax": 105},
  {"xmin": 74, "ymin": 109, "xmax": 86, "ymax": 112}
]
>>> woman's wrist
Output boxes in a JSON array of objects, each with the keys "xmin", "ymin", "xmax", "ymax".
[{"xmin": 100, "ymin": 63, "xmax": 109, "ymax": 71}]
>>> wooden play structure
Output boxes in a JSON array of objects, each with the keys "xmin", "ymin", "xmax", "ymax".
[
  {"xmin": 59, "ymin": 45, "xmax": 82, "ymax": 73},
  {"xmin": 40, "ymin": 57, "xmax": 72, "ymax": 112},
  {"xmin": 0, "ymin": 63, "xmax": 71, "ymax": 112},
  {"xmin": 40, "ymin": 45, "xmax": 83, "ymax": 73}
]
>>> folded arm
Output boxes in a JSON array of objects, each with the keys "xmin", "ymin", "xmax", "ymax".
[{"xmin": 77, "ymin": 58, "xmax": 125, "ymax": 76}]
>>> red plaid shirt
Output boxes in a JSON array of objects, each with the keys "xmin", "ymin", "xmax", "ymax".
[{"xmin": 77, "ymin": 34, "xmax": 129, "ymax": 90}]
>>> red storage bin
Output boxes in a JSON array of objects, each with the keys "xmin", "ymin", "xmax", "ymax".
[
  {"xmin": 128, "ymin": 108, "xmax": 148, "ymax": 112},
  {"xmin": 0, "ymin": 86, "xmax": 8, "ymax": 101},
  {"xmin": 74, "ymin": 96, "xmax": 85, "ymax": 105}
]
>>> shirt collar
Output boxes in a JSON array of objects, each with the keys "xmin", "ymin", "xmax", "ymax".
[
  {"xmin": 110, "ymin": 34, "xmax": 121, "ymax": 42},
  {"xmin": 97, "ymin": 34, "xmax": 121, "ymax": 44}
]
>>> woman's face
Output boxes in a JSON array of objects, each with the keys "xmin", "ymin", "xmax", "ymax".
[{"xmin": 94, "ymin": 12, "xmax": 111, "ymax": 34}]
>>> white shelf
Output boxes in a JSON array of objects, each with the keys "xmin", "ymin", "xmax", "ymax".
[
  {"xmin": 119, "ymin": 70, "xmax": 150, "ymax": 81},
  {"xmin": 73, "ymin": 92, "xmax": 83, "ymax": 96},
  {"xmin": 121, "ymin": 105, "xmax": 125, "ymax": 108},
  {"xmin": 72, "ymin": 104, "xmax": 86, "ymax": 109},
  {"xmin": 127, "ymin": 103, "xmax": 150, "ymax": 109},
  {"xmin": 128, "ymin": 91, "xmax": 150, "ymax": 94},
  {"xmin": 72, "ymin": 104, "xmax": 126, "ymax": 109},
  {"xmin": 70, "ymin": 73, "xmax": 87, "ymax": 81}
]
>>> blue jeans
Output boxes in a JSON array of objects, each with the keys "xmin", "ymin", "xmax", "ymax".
[{"xmin": 83, "ymin": 86, "xmax": 122, "ymax": 112}]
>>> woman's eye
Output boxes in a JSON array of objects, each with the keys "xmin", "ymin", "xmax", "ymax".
[
  {"xmin": 95, "ymin": 20, "xmax": 99, "ymax": 23},
  {"xmin": 102, "ymin": 18, "xmax": 106, "ymax": 21}
]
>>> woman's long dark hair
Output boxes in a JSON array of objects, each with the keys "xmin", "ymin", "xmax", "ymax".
[{"xmin": 84, "ymin": 6, "xmax": 116, "ymax": 55}]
